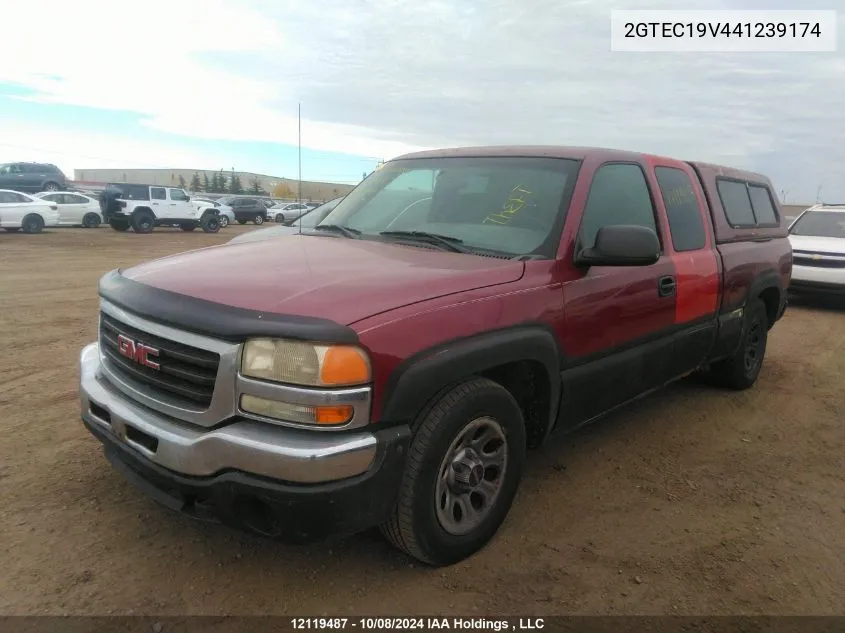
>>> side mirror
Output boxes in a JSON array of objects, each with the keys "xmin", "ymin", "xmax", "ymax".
[
  {"xmin": 184, "ymin": 195, "xmax": 191, "ymax": 201},
  {"xmin": 575, "ymin": 225, "xmax": 660, "ymax": 267}
]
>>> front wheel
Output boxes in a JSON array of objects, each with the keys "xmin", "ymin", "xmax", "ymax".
[
  {"xmin": 253, "ymin": 214, "xmax": 265, "ymax": 225},
  {"xmin": 219, "ymin": 215, "xmax": 229, "ymax": 228},
  {"xmin": 380, "ymin": 377, "xmax": 526, "ymax": 566},
  {"xmin": 274, "ymin": 213, "xmax": 284, "ymax": 223},
  {"xmin": 201, "ymin": 215, "xmax": 221, "ymax": 233},
  {"xmin": 21, "ymin": 214, "xmax": 45, "ymax": 234},
  {"xmin": 42, "ymin": 182, "xmax": 60, "ymax": 192}
]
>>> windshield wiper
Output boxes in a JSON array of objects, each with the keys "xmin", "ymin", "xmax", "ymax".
[
  {"xmin": 313, "ymin": 224, "xmax": 361, "ymax": 238},
  {"xmin": 379, "ymin": 230, "xmax": 471, "ymax": 254}
]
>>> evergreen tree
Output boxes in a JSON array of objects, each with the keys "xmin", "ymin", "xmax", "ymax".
[
  {"xmin": 211, "ymin": 172, "xmax": 221, "ymax": 193},
  {"xmin": 202, "ymin": 172, "xmax": 210, "ymax": 192},
  {"xmin": 229, "ymin": 173, "xmax": 244, "ymax": 194},
  {"xmin": 249, "ymin": 177, "xmax": 264, "ymax": 195},
  {"xmin": 190, "ymin": 172, "xmax": 201, "ymax": 192}
]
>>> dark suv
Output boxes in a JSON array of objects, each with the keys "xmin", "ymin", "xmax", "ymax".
[
  {"xmin": 0, "ymin": 162, "xmax": 68, "ymax": 193},
  {"xmin": 216, "ymin": 196, "xmax": 268, "ymax": 225}
]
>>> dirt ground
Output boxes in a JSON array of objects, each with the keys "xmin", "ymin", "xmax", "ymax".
[{"xmin": 1, "ymin": 226, "xmax": 843, "ymax": 616}]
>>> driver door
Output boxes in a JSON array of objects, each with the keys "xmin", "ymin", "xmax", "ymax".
[
  {"xmin": 167, "ymin": 188, "xmax": 195, "ymax": 219},
  {"xmin": 558, "ymin": 160, "xmax": 678, "ymax": 427}
]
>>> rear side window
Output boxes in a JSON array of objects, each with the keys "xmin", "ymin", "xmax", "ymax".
[
  {"xmin": 151, "ymin": 187, "xmax": 166, "ymax": 200},
  {"xmin": 717, "ymin": 178, "xmax": 779, "ymax": 227},
  {"xmin": 717, "ymin": 180, "xmax": 756, "ymax": 225},
  {"xmin": 579, "ymin": 163, "xmax": 658, "ymax": 249},
  {"xmin": 748, "ymin": 185, "xmax": 778, "ymax": 224},
  {"xmin": 654, "ymin": 167, "xmax": 706, "ymax": 252}
]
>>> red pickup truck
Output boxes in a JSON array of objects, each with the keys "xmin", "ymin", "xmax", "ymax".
[{"xmin": 79, "ymin": 146, "xmax": 792, "ymax": 566}]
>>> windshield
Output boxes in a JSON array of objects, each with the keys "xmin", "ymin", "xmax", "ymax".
[
  {"xmin": 316, "ymin": 156, "xmax": 580, "ymax": 258},
  {"xmin": 294, "ymin": 197, "xmax": 344, "ymax": 228},
  {"xmin": 790, "ymin": 210, "xmax": 845, "ymax": 238}
]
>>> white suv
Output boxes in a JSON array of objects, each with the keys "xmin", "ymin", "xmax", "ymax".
[{"xmin": 100, "ymin": 183, "xmax": 221, "ymax": 234}]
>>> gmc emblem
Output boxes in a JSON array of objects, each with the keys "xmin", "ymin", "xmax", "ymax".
[{"xmin": 117, "ymin": 333, "xmax": 160, "ymax": 370}]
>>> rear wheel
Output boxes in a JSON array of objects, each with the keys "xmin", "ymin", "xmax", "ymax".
[
  {"xmin": 219, "ymin": 215, "xmax": 229, "ymax": 228},
  {"xmin": 42, "ymin": 181, "xmax": 60, "ymax": 192},
  {"xmin": 21, "ymin": 214, "xmax": 45, "ymax": 234},
  {"xmin": 703, "ymin": 298, "xmax": 769, "ymax": 390},
  {"xmin": 380, "ymin": 377, "xmax": 526, "ymax": 566},
  {"xmin": 82, "ymin": 212, "xmax": 101, "ymax": 228},
  {"xmin": 131, "ymin": 210, "xmax": 155, "ymax": 234},
  {"xmin": 109, "ymin": 219, "xmax": 130, "ymax": 232},
  {"xmin": 274, "ymin": 213, "xmax": 284, "ymax": 223},
  {"xmin": 253, "ymin": 214, "xmax": 265, "ymax": 225}
]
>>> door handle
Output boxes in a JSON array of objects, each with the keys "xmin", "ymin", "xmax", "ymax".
[{"xmin": 657, "ymin": 275, "xmax": 676, "ymax": 297}]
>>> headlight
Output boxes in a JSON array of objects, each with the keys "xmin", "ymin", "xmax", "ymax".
[{"xmin": 240, "ymin": 338, "xmax": 371, "ymax": 387}]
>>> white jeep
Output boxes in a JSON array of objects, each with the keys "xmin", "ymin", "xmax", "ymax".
[{"xmin": 100, "ymin": 183, "xmax": 221, "ymax": 234}]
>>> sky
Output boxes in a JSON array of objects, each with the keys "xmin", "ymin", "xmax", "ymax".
[{"xmin": 0, "ymin": 0, "xmax": 842, "ymax": 201}]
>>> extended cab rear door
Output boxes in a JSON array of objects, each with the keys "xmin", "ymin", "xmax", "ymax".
[{"xmin": 643, "ymin": 156, "xmax": 721, "ymax": 377}]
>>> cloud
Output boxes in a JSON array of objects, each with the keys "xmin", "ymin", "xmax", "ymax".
[{"xmin": 0, "ymin": 0, "xmax": 843, "ymax": 201}]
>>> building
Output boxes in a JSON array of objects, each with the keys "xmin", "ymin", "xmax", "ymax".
[{"xmin": 72, "ymin": 168, "xmax": 356, "ymax": 202}]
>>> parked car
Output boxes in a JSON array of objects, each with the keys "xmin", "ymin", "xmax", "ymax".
[
  {"xmin": 0, "ymin": 189, "xmax": 60, "ymax": 233},
  {"xmin": 99, "ymin": 183, "xmax": 220, "ymax": 233},
  {"xmin": 78, "ymin": 145, "xmax": 790, "ymax": 566},
  {"xmin": 228, "ymin": 197, "xmax": 345, "ymax": 244},
  {"xmin": 268, "ymin": 202, "xmax": 311, "ymax": 224},
  {"xmin": 787, "ymin": 203, "xmax": 845, "ymax": 295},
  {"xmin": 0, "ymin": 162, "xmax": 68, "ymax": 193},
  {"xmin": 33, "ymin": 191, "xmax": 103, "ymax": 227},
  {"xmin": 216, "ymin": 196, "xmax": 268, "ymax": 225},
  {"xmin": 191, "ymin": 197, "xmax": 234, "ymax": 227}
]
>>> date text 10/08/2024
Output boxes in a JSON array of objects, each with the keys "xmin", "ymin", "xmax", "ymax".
[{"xmin": 291, "ymin": 618, "xmax": 546, "ymax": 631}]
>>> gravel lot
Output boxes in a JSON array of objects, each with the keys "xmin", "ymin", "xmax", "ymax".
[{"xmin": 1, "ymin": 227, "xmax": 843, "ymax": 616}]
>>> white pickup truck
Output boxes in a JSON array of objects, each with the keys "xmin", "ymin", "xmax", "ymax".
[{"xmin": 99, "ymin": 183, "xmax": 220, "ymax": 233}]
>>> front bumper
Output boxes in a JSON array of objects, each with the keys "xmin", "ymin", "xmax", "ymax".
[
  {"xmin": 80, "ymin": 342, "xmax": 410, "ymax": 541},
  {"xmin": 789, "ymin": 264, "xmax": 845, "ymax": 294}
]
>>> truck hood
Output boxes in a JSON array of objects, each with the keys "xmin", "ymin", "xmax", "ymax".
[
  {"xmin": 788, "ymin": 234, "xmax": 845, "ymax": 255},
  {"xmin": 121, "ymin": 235, "xmax": 525, "ymax": 325}
]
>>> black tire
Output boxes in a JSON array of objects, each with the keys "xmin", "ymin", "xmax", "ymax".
[
  {"xmin": 42, "ymin": 181, "xmax": 60, "ymax": 192},
  {"xmin": 131, "ymin": 209, "xmax": 155, "ymax": 234},
  {"xmin": 274, "ymin": 213, "xmax": 284, "ymax": 223},
  {"xmin": 237, "ymin": 219, "xmax": 247, "ymax": 225},
  {"xmin": 254, "ymin": 214, "xmax": 265, "ymax": 225},
  {"xmin": 219, "ymin": 215, "xmax": 229, "ymax": 228},
  {"xmin": 703, "ymin": 298, "xmax": 769, "ymax": 390},
  {"xmin": 380, "ymin": 377, "xmax": 526, "ymax": 566},
  {"xmin": 201, "ymin": 215, "xmax": 221, "ymax": 233},
  {"xmin": 180, "ymin": 223, "xmax": 197, "ymax": 232},
  {"xmin": 82, "ymin": 213, "xmax": 101, "ymax": 228},
  {"xmin": 21, "ymin": 214, "xmax": 45, "ymax": 234},
  {"xmin": 109, "ymin": 219, "xmax": 130, "ymax": 232}
]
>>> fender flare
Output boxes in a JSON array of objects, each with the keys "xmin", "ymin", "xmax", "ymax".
[
  {"xmin": 131, "ymin": 206, "xmax": 155, "ymax": 218},
  {"xmin": 379, "ymin": 324, "xmax": 562, "ymax": 437},
  {"xmin": 746, "ymin": 268, "xmax": 784, "ymax": 324}
]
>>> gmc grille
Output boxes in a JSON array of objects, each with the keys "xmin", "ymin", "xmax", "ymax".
[{"xmin": 99, "ymin": 312, "xmax": 220, "ymax": 408}]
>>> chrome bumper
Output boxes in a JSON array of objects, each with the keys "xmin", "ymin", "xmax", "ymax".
[{"xmin": 79, "ymin": 342, "xmax": 379, "ymax": 484}]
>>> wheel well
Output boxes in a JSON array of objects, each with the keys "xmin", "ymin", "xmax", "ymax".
[
  {"xmin": 478, "ymin": 360, "xmax": 551, "ymax": 449},
  {"xmin": 757, "ymin": 286, "xmax": 780, "ymax": 328},
  {"xmin": 132, "ymin": 206, "xmax": 154, "ymax": 216}
]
